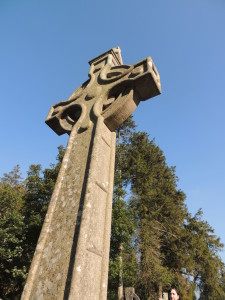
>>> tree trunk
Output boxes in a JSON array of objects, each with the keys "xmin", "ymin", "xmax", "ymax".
[{"xmin": 118, "ymin": 243, "xmax": 124, "ymax": 300}]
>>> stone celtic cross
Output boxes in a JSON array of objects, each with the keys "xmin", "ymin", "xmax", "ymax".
[{"xmin": 22, "ymin": 47, "xmax": 161, "ymax": 300}]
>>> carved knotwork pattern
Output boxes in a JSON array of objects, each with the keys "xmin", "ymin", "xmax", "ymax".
[{"xmin": 46, "ymin": 47, "xmax": 161, "ymax": 135}]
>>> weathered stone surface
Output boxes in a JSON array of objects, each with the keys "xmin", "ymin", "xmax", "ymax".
[{"xmin": 22, "ymin": 47, "xmax": 161, "ymax": 299}]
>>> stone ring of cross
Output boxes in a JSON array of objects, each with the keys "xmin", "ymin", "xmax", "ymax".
[{"xmin": 46, "ymin": 47, "xmax": 161, "ymax": 135}]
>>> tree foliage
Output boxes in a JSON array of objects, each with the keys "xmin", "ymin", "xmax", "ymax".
[
  {"xmin": 0, "ymin": 166, "xmax": 26, "ymax": 299},
  {"xmin": 0, "ymin": 147, "xmax": 64, "ymax": 299},
  {"xmin": 108, "ymin": 117, "xmax": 225, "ymax": 300},
  {"xmin": 108, "ymin": 118, "xmax": 138, "ymax": 299},
  {"xmin": 0, "ymin": 123, "xmax": 224, "ymax": 300}
]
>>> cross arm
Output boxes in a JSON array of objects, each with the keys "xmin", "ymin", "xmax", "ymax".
[{"xmin": 101, "ymin": 56, "xmax": 161, "ymax": 131}]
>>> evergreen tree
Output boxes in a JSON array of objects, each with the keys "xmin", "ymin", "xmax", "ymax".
[
  {"xmin": 117, "ymin": 129, "xmax": 225, "ymax": 300},
  {"xmin": 108, "ymin": 118, "xmax": 138, "ymax": 300},
  {"xmin": 185, "ymin": 210, "xmax": 225, "ymax": 299},
  {"xmin": 125, "ymin": 132, "xmax": 185, "ymax": 299}
]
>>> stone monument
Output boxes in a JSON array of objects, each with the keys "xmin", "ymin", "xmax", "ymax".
[{"xmin": 22, "ymin": 47, "xmax": 161, "ymax": 299}]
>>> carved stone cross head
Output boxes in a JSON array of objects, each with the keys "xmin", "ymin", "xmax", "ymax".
[{"xmin": 46, "ymin": 47, "xmax": 161, "ymax": 135}]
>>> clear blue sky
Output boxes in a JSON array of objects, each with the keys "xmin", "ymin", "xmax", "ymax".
[{"xmin": 1, "ymin": 0, "xmax": 225, "ymax": 262}]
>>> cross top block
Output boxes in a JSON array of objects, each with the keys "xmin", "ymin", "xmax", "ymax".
[
  {"xmin": 46, "ymin": 47, "xmax": 161, "ymax": 135},
  {"xmin": 88, "ymin": 46, "xmax": 123, "ymax": 65}
]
